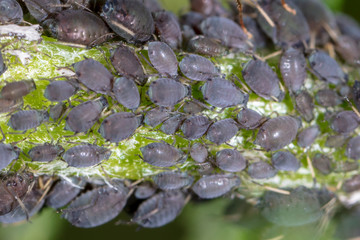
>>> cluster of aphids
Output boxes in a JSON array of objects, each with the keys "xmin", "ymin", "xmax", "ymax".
[{"xmin": 1, "ymin": 0, "xmax": 360, "ymax": 229}]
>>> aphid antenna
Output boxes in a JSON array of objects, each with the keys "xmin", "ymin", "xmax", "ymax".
[
  {"xmin": 344, "ymin": 96, "xmax": 360, "ymax": 118},
  {"xmin": 35, "ymin": 177, "xmax": 54, "ymax": 208},
  {"xmin": 88, "ymin": 33, "xmax": 116, "ymax": 49},
  {"xmin": 306, "ymin": 153, "xmax": 317, "ymax": 187},
  {"xmin": 281, "ymin": 0, "xmax": 296, "ymax": 15},
  {"xmin": 246, "ymin": 0, "xmax": 275, "ymax": 27},
  {"xmin": 235, "ymin": 0, "xmax": 253, "ymax": 39},
  {"xmin": 14, "ymin": 195, "xmax": 30, "ymax": 222},
  {"xmin": 262, "ymin": 50, "xmax": 283, "ymax": 61},
  {"xmin": 230, "ymin": 74, "xmax": 251, "ymax": 93}
]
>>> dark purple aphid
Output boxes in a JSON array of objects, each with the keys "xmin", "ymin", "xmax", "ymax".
[
  {"xmin": 134, "ymin": 182, "xmax": 156, "ymax": 199},
  {"xmin": 247, "ymin": 161, "xmax": 277, "ymax": 179},
  {"xmin": 206, "ymin": 119, "xmax": 239, "ymax": 145},
  {"xmin": 112, "ymin": 77, "xmax": 140, "ymax": 110},
  {"xmin": 0, "ymin": 143, "xmax": 19, "ymax": 170},
  {"xmin": 216, "ymin": 149, "xmax": 246, "ymax": 172},
  {"xmin": 73, "ymin": 58, "xmax": 113, "ymax": 94},
  {"xmin": 110, "ymin": 45, "xmax": 146, "ymax": 85},
  {"xmin": 190, "ymin": 143, "xmax": 208, "ymax": 163},
  {"xmin": 140, "ymin": 142, "xmax": 187, "ymax": 167},
  {"xmin": 0, "ymin": 0, "xmax": 23, "ymax": 24},
  {"xmin": 343, "ymin": 175, "xmax": 360, "ymax": 193},
  {"xmin": 0, "ymin": 98, "xmax": 22, "ymax": 114},
  {"xmin": 179, "ymin": 54, "xmax": 218, "ymax": 81},
  {"xmin": 46, "ymin": 177, "xmax": 84, "ymax": 209},
  {"xmin": 190, "ymin": 0, "xmax": 227, "ymax": 17},
  {"xmin": 23, "ymin": 0, "xmax": 61, "ymax": 22},
  {"xmin": 8, "ymin": 110, "xmax": 49, "ymax": 131},
  {"xmin": 255, "ymin": 116, "xmax": 299, "ymax": 151},
  {"xmin": 101, "ymin": 0, "xmax": 154, "ymax": 43},
  {"xmin": 144, "ymin": 107, "xmax": 170, "ymax": 127},
  {"xmin": 153, "ymin": 10, "xmax": 182, "ymax": 49},
  {"xmin": 49, "ymin": 102, "xmax": 66, "ymax": 121},
  {"xmin": 63, "ymin": 181, "xmax": 129, "ymax": 228},
  {"xmin": 65, "ymin": 97, "xmax": 108, "ymax": 133},
  {"xmin": 309, "ymin": 50, "xmax": 347, "ymax": 85},
  {"xmin": 187, "ymin": 36, "xmax": 226, "ymax": 57},
  {"xmin": 242, "ymin": 59, "xmax": 284, "ymax": 101},
  {"xmin": 44, "ymin": 80, "xmax": 77, "ymax": 102},
  {"xmin": 330, "ymin": 111, "xmax": 360, "ymax": 134},
  {"xmin": 133, "ymin": 190, "xmax": 185, "ymax": 228},
  {"xmin": 182, "ymin": 101, "xmax": 204, "ymax": 114},
  {"xmin": 271, "ymin": 151, "xmax": 300, "ymax": 172},
  {"xmin": 325, "ymin": 134, "xmax": 348, "ymax": 148},
  {"xmin": 160, "ymin": 114, "xmax": 185, "ymax": 135},
  {"xmin": 315, "ymin": 89, "xmax": 342, "ymax": 107},
  {"xmin": 0, "ymin": 51, "xmax": 6, "ymax": 76},
  {"xmin": 334, "ymin": 35, "xmax": 360, "ymax": 65},
  {"xmin": 42, "ymin": 9, "xmax": 111, "ymax": 47},
  {"xmin": 0, "ymin": 79, "xmax": 36, "ymax": 100},
  {"xmin": 280, "ymin": 47, "xmax": 307, "ymax": 93},
  {"xmin": 148, "ymin": 78, "xmax": 189, "ymax": 107},
  {"xmin": 297, "ymin": 125, "xmax": 320, "ymax": 148},
  {"xmin": 148, "ymin": 41, "xmax": 178, "ymax": 77},
  {"xmin": 200, "ymin": 16, "xmax": 250, "ymax": 51},
  {"xmin": 192, "ymin": 174, "xmax": 240, "ymax": 199},
  {"xmin": 63, "ymin": 144, "xmax": 112, "ymax": 168},
  {"xmin": 181, "ymin": 115, "xmax": 211, "ymax": 140},
  {"xmin": 312, "ymin": 153, "xmax": 332, "ymax": 175},
  {"xmin": 346, "ymin": 136, "xmax": 360, "ymax": 160},
  {"xmin": 294, "ymin": 90, "xmax": 314, "ymax": 122},
  {"xmin": 201, "ymin": 77, "xmax": 248, "ymax": 108},
  {"xmin": 352, "ymin": 81, "xmax": 360, "ymax": 112},
  {"xmin": 152, "ymin": 171, "xmax": 194, "ymax": 190},
  {"xmin": 237, "ymin": 108, "xmax": 264, "ymax": 130},
  {"xmin": 28, "ymin": 144, "xmax": 64, "ymax": 162},
  {"xmin": 99, "ymin": 112, "xmax": 141, "ymax": 143}
]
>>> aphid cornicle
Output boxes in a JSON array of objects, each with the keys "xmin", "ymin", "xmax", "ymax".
[
  {"xmin": 140, "ymin": 142, "xmax": 187, "ymax": 167},
  {"xmin": 181, "ymin": 115, "xmax": 211, "ymax": 140},
  {"xmin": 271, "ymin": 151, "xmax": 300, "ymax": 172},
  {"xmin": 63, "ymin": 144, "xmax": 112, "ymax": 168},
  {"xmin": 148, "ymin": 41, "xmax": 178, "ymax": 77},
  {"xmin": 237, "ymin": 108, "xmax": 264, "ymax": 130},
  {"xmin": 346, "ymin": 136, "xmax": 360, "ymax": 160},
  {"xmin": 8, "ymin": 110, "xmax": 49, "ymax": 131},
  {"xmin": 29, "ymin": 144, "xmax": 64, "ymax": 162},
  {"xmin": 101, "ymin": 0, "xmax": 154, "ymax": 43},
  {"xmin": 247, "ymin": 161, "xmax": 277, "ymax": 179},
  {"xmin": 112, "ymin": 77, "xmax": 140, "ymax": 110},
  {"xmin": 206, "ymin": 119, "xmax": 239, "ymax": 145},
  {"xmin": 152, "ymin": 171, "xmax": 194, "ymax": 190},
  {"xmin": 0, "ymin": 79, "xmax": 36, "ymax": 100},
  {"xmin": 215, "ymin": 149, "xmax": 247, "ymax": 172},
  {"xmin": 179, "ymin": 54, "xmax": 218, "ymax": 81},
  {"xmin": 0, "ymin": 0, "xmax": 23, "ymax": 24},
  {"xmin": 153, "ymin": 10, "xmax": 183, "ymax": 49},
  {"xmin": 44, "ymin": 80, "xmax": 77, "ymax": 102}
]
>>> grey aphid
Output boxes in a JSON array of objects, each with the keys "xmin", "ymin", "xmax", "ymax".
[
  {"xmin": 179, "ymin": 54, "xmax": 218, "ymax": 81},
  {"xmin": 0, "ymin": 0, "xmax": 23, "ymax": 24},
  {"xmin": 152, "ymin": 171, "xmax": 194, "ymax": 190},
  {"xmin": 49, "ymin": 102, "xmax": 66, "ymax": 121},
  {"xmin": 215, "ymin": 149, "xmax": 247, "ymax": 173},
  {"xmin": 44, "ymin": 80, "xmax": 77, "ymax": 102},
  {"xmin": 182, "ymin": 101, "xmax": 204, "ymax": 114},
  {"xmin": 330, "ymin": 111, "xmax": 359, "ymax": 134},
  {"xmin": 187, "ymin": 36, "xmax": 227, "ymax": 57},
  {"xmin": 140, "ymin": 142, "xmax": 187, "ymax": 167},
  {"xmin": 63, "ymin": 144, "xmax": 112, "ymax": 168},
  {"xmin": 0, "ymin": 98, "xmax": 22, "ymax": 114},
  {"xmin": 294, "ymin": 90, "xmax": 314, "ymax": 122},
  {"xmin": 148, "ymin": 41, "xmax": 178, "ymax": 77},
  {"xmin": 1, "ymin": 79, "xmax": 36, "ymax": 100},
  {"xmin": 346, "ymin": 136, "xmax": 360, "ymax": 160},
  {"xmin": 312, "ymin": 153, "xmax": 332, "ymax": 175},
  {"xmin": 315, "ymin": 88, "xmax": 342, "ymax": 107},
  {"xmin": 237, "ymin": 108, "xmax": 264, "ymax": 130},
  {"xmin": 206, "ymin": 119, "xmax": 239, "ymax": 145},
  {"xmin": 153, "ymin": 10, "xmax": 182, "ymax": 49},
  {"xmin": 181, "ymin": 115, "xmax": 211, "ymax": 140},
  {"xmin": 29, "ymin": 144, "xmax": 64, "ymax": 162},
  {"xmin": 352, "ymin": 81, "xmax": 360, "ymax": 112},
  {"xmin": 247, "ymin": 161, "xmax": 277, "ymax": 179},
  {"xmin": 343, "ymin": 175, "xmax": 360, "ymax": 193},
  {"xmin": 271, "ymin": 151, "xmax": 300, "ymax": 172},
  {"xmin": 134, "ymin": 182, "xmax": 156, "ymax": 199},
  {"xmin": 0, "ymin": 51, "xmax": 5, "ymax": 76},
  {"xmin": 8, "ymin": 110, "xmax": 49, "ymax": 131},
  {"xmin": 144, "ymin": 107, "xmax": 170, "ymax": 127},
  {"xmin": 0, "ymin": 144, "xmax": 20, "ymax": 170},
  {"xmin": 297, "ymin": 125, "xmax": 320, "ymax": 148},
  {"xmin": 325, "ymin": 134, "xmax": 348, "ymax": 148},
  {"xmin": 23, "ymin": 0, "xmax": 61, "ymax": 22},
  {"xmin": 148, "ymin": 78, "xmax": 189, "ymax": 107},
  {"xmin": 160, "ymin": 114, "xmax": 185, "ymax": 135},
  {"xmin": 190, "ymin": 143, "xmax": 208, "ymax": 163},
  {"xmin": 112, "ymin": 77, "xmax": 140, "ymax": 110}
]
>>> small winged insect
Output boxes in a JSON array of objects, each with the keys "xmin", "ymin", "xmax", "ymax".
[
  {"xmin": 160, "ymin": 114, "xmax": 185, "ymax": 135},
  {"xmin": 242, "ymin": 59, "xmax": 284, "ymax": 101},
  {"xmin": 28, "ymin": 143, "xmax": 64, "ymax": 162},
  {"xmin": 315, "ymin": 89, "xmax": 342, "ymax": 107},
  {"xmin": 132, "ymin": 190, "xmax": 186, "ymax": 228},
  {"xmin": 153, "ymin": 10, "xmax": 183, "ymax": 49},
  {"xmin": 134, "ymin": 182, "xmax": 156, "ymax": 199},
  {"xmin": 312, "ymin": 153, "xmax": 332, "ymax": 175},
  {"xmin": 236, "ymin": 108, "xmax": 264, "ymax": 130},
  {"xmin": 144, "ymin": 107, "xmax": 170, "ymax": 127},
  {"xmin": 187, "ymin": 36, "xmax": 227, "ymax": 57},
  {"xmin": 271, "ymin": 151, "xmax": 300, "ymax": 172},
  {"xmin": 44, "ymin": 80, "xmax": 78, "ymax": 102},
  {"xmin": 181, "ymin": 115, "xmax": 211, "ymax": 140},
  {"xmin": 247, "ymin": 161, "xmax": 277, "ymax": 179},
  {"xmin": 342, "ymin": 175, "xmax": 360, "ymax": 193},
  {"xmin": 297, "ymin": 125, "xmax": 320, "ymax": 148},
  {"xmin": 190, "ymin": 143, "xmax": 208, "ymax": 163},
  {"xmin": 152, "ymin": 171, "xmax": 194, "ymax": 190},
  {"xmin": 294, "ymin": 90, "xmax": 314, "ymax": 122},
  {"xmin": 140, "ymin": 142, "xmax": 187, "ymax": 167},
  {"xmin": 215, "ymin": 148, "xmax": 247, "ymax": 172},
  {"xmin": 180, "ymin": 54, "xmax": 219, "ymax": 81},
  {"xmin": 346, "ymin": 136, "xmax": 360, "ymax": 160},
  {"xmin": 112, "ymin": 77, "xmax": 140, "ymax": 110},
  {"xmin": 192, "ymin": 174, "xmax": 240, "ymax": 199},
  {"xmin": 201, "ymin": 77, "xmax": 248, "ymax": 108},
  {"xmin": 0, "ymin": 0, "xmax": 23, "ymax": 24},
  {"xmin": 8, "ymin": 109, "xmax": 49, "ymax": 132},
  {"xmin": 148, "ymin": 41, "xmax": 178, "ymax": 77},
  {"xmin": 330, "ymin": 111, "xmax": 360, "ymax": 135},
  {"xmin": 63, "ymin": 180, "xmax": 129, "ymax": 228},
  {"xmin": 0, "ymin": 79, "xmax": 36, "ymax": 100},
  {"xmin": 63, "ymin": 144, "xmax": 112, "ymax": 168},
  {"xmin": 206, "ymin": 119, "xmax": 239, "ymax": 145}
]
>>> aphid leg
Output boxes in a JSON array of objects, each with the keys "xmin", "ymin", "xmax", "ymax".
[
  {"xmin": 35, "ymin": 177, "xmax": 53, "ymax": 207},
  {"xmin": 15, "ymin": 195, "xmax": 30, "ymax": 221},
  {"xmin": 235, "ymin": 0, "xmax": 253, "ymax": 39},
  {"xmin": 306, "ymin": 154, "xmax": 317, "ymax": 186},
  {"xmin": 322, "ymin": 23, "xmax": 339, "ymax": 43},
  {"xmin": 88, "ymin": 33, "xmax": 115, "ymax": 49},
  {"xmin": 344, "ymin": 97, "xmax": 360, "ymax": 118},
  {"xmin": 248, "ymin": 0, "xmax": 275, "ymax": 27},
  {"xmin": 324, "ymin": 42, "xmax": 336, "ymax": 59},
  {"xmin": 262, "ymin": 50, "xmax": 283, "ymax": 61},
  {"xmin": 231, "ymin": 74, "xmax": 250, "ymax": 93},
  {"xmin": 281, "ymin": 0, "xmax": 296, "ymax": 15}
]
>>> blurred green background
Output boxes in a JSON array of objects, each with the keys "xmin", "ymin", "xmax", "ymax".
[{"xmin": 2, "ymin": 0, "xmax": 360, "ymax": 240}]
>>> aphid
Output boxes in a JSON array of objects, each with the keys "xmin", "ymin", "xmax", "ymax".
[
  {"xmin": 147, "ymin": 78, "xmax": 189, "ymax": 107},
  {"xmin": 315, "ymin": 89, "xmax": 342, "ymax": 107},
  {"xmin": 330, "ymin": 111, "xmax": 359, "ymax": 135},
  {"xmin": 49, "ymin": 102, "xmax": 66, "ymax": 121},
  {"xmin": 279, "ymin": 47, "xmax": 307, "ymax": 93},
  {"xmin": 312, "ymin": 153, "xmax": 332, "ymax": 175},
  {"xmin": 187, "ymin": 36, "xmax": 227, "ymax": 57},
  {"xmin": 153, "ymin": 10, "xmax": 182, "ymax": 49},
  {"xmin": 308, "ymin": 50, "xmax": 347, "ymax": 85},
  {"xmin": 297, "ymin": 125, "xmax": 320, "ymax": 148},
  {"xmin": 179, "ymin": 54, "xmax": 218, "ymax": 81},
  {"xmin": 63, "ymin": 144, "xmax": 112, "ymax": 168},
  {"xmin": 206, "ymin": 119, "xmax": 239, "ymax": 145},
  {"xmin": 271, "ymin": 151, "xmax": 300, "ymax": 172},
  {"xmin": 255, "ymin": 116, "xmax": 299, "ymax": 151},
  {"xmin": 334, "ymin": 161, "xmax": 359, "ymax": 173},
  {"xmin": 160, "ymin": 114, "xmax": 185, "ymax": 135},
  {"xmin": 201, "ymin": 77, "xmax": 248, "ymax": 108},
  {"xmin": 148, "ymin": 41, "xmax": 178, "ymax": 77},
  {"xmin": 182, "ymin": 101, "xmax": 204, "ymax": 114},
  {"xmin": 190, "ymin": 143, "xmax": 208, "ymax": 163},
  {"xmin": 334, "ymin": 35, "xmax": 360, "ymax": 65},
  {"xmin": 99, "ymin": 112, "xmax": 141, "ymax": 143},
  {"xmin": 0, "ymin": 51, "xmax": 6, "ymax": 76},
  {"xmin": 73, "ymin": 58, "xmax": 113, "ymax": 94},
  {"xmin": 247, "ymin": 161, "xmax": 277, "ymax": 179},
  {"xmin": 144, "ymin": 107, "xmax": 170, "ymax": 127},
  {"xmin": 0, "ymin": 0, "xmax": 23, "ymax": 24},
  {"xmin": 192, "ymin": 174, "xmax": 240, "ymax": 199},
  {"xmin": 44, "ymin": 80, "xmax": 77, "ymax": 102},
  {"xmin": 200, "ymin": 16, "xmax": 250, "ymax": 51},
  {"xmin": 152, "ymin": 171, "xmax": 194, "ymax": 190},
  {"xmin": 325, "ymin": 134, "xmax": 348, "ymax": 148},
  {"xmin": 215, "ymin": 149, "xmax": 246, "ymax": 172},
  {"xmin": 140, "ymin": 142, "xmax": 187, "ymax": 167},
  {"xmin": 63, "ymin": 181, "xmax": 129, "ymax": 228},
  {"xmin": 352, "ymin": 81, "xmax": 360, "ymax": 112},
  {"xmin": 65, "ymin": 97, "xmax": 108, "ymax": 133},
  {"xmin": 112, "ymin": 77, "xmax": 140, "ymax": 110},
  {"xmin": 28, "ymin": 144, "xmax": 64, "ymax": 162},
  {"xmin": 242, "ymin": 59, "xmax": 284, "ymax": 101},
  {"xmin": 0, "ymin": 143, "xmax": 20, "ymax": 170},
  {"xmin": 180, "ymin": 11, "xmax": 204, "ymax": 33},
  {"xmin": 133, "ymin": 190, "xmax": 186, "ymax": 228},
  {"xmin": 143, "ymin": 0, "xmax": 163, "ymax": 12},
  {"xmin": 346, "ymin": 136, "xmax": 360, "ymax": 160},
  {"xmin": 46, "ymin": 177, "xmax": 84, "ymax": 209},
  {"xmin": 42, "ymin": 9, "xmax": 111, "ymax": 47},
  {"xmin": 336, "ymin": 13, "xmax": 360, "ymax": 41},
  {"xmin": 0, "ymin": 98, "xmax": 22, "ymax": 114},
  {"xmin": 8, "ymin": 110, "xmax": 49, "ymax": 131},
  {"xmin": 101, "ymin": 0, "xmax": 154, "ymax": 43},
  {"xmin": 0, "ymin": 79, "xmax": 36, "ymax": 100},
  {"xmin": 342, "ymin": 175, "xmax": 360, "ymax": 193},
  {"xmin": 190, "ymin": 0, "xmax": 227, "ymax": 17},
  {"xmin": 294, "ymin": 90, "xmax": 314, "ymax": 122},
  {"xmin": 243, "ymin": 16, "xmax": 268, "ymax": 49},
  {"xmin": 110, "ymin": 44, "xmax": 146, "ymax": 86},
  {"xmin": 181, "ymin": 115, "xmax": 211, "ymax": 140},
  {"xmin": 134, "ymin": 182, "xmax": 156, "ymax": 199},
  {"xmin": 23, "ymin": 0, "xmax": 61, "ymax": 22},
  {"xmin": 236, "ymin": 108, "xmax": 264, "ymax": 130}
]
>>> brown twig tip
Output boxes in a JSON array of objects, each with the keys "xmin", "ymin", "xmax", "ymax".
[{"xmin": 281, "ymin": 0, "xmax": 296, "ymax": 15}]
